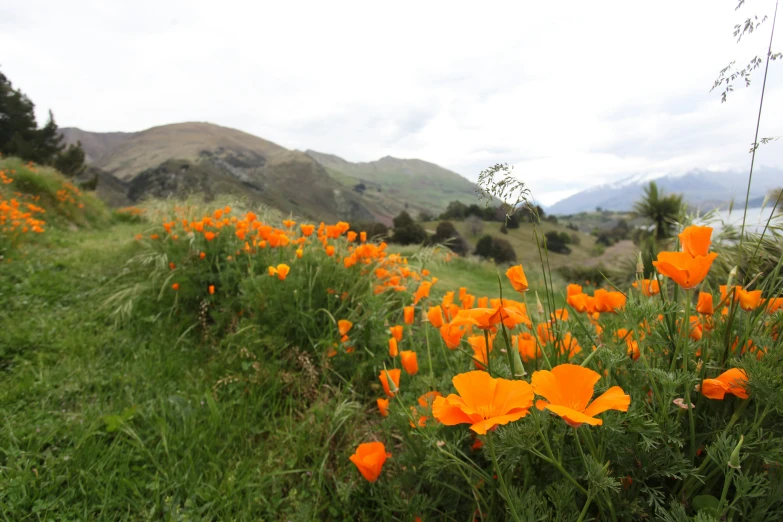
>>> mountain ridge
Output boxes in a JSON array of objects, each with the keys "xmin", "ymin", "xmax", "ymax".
[
  {"xmin": 59, "ymin": 122, "xmax": 485, "ymax": 223},
  {"xmin": 548, "ymin": 167, "xmax": 782, "ymax": 215}
]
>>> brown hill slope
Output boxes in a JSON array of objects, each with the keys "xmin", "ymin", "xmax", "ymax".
[
  {"xmin": 60, "ymin": 122, "xmax": 489, "ymax": 223},
  {"xmin": 61, "ymin": 123, "xmax": 375, "ymax": 222}
]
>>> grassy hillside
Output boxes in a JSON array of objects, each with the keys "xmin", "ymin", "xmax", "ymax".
[
  {"xmin": 307, "ymin": 151, "xmax": 486, "ymax": 221},
  {"xmin": 62, "ymin": 123, "xmax": 376, "ymax": 223},
  {"xmin": 61, "ymin": 124, "xmax": 492, "ymax": 224},
  {"xmin": 2, "ymin": 180, "xmax": 782, "ymax": 519}
]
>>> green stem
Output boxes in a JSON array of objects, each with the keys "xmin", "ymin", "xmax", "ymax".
[
  {"xmin": 576, "ymin": 495, "xmax": 593, "ymax": 522},
  {"xmin": 424, "ymin": 323, "xmax": 435, "ymax": 380},
  {"xmin": 488, "ymin": 432, "xmax": 522, "ymax": 522},
  {"xmin": 533, "ymin": 413, "xmax": 588, "ymax": 496}
]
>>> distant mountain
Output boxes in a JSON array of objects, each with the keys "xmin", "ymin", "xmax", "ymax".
[
  {"xmin": 305, "ymin": 150, "xmax": 485, "ymax": 222},
  {"xmin": 60, "ymin": 123, "xmax": 485, "ymax": 223},
  {"xmin": 548, "ymin": 167, "xmax": 783, "ymax": 215}
]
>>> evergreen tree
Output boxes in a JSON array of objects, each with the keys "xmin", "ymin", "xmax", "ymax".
[
  {"xmin": 0, "ymin": 68, "xmax": 85, "ymax": 177},
  {"xmin": 55, "ymin": 141, "xmax": 87, "ymax": 178}
]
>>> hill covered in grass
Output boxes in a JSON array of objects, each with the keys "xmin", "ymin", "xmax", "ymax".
[
  {"xmin": 60, "ymin": 123, "xmax": 487, "ymax": 224},
  {"xmin": 306, "ymin": 150, "xmax": 486, "ymax": 222}
]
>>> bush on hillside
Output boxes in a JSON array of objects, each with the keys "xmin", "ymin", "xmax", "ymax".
[
  {"xmin": 429, "ymin": 221, "xmax": 469, "ymax": 255},
  {"xmin": 544, "ymin": 230, "xmax": 572, "ymax": 254},
  {"xmin": 390, "ymin": 210, "xmax": 427, "ymax": 245},
  {"xmin": 351, "ymin": 221, "xmax": 389, "ymax": 241},
  {"xmin": 474, "ymin": 234, "xmax": 517, "ymax": 263}
]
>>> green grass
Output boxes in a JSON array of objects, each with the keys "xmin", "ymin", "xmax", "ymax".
[{"xmin": 0, "ymin": 226, "xmax": 374, "ymax": 520}]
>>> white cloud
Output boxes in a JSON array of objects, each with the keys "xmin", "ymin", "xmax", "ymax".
[{"xmin": 2, "ymin": 0, "xmax": 781, "ymax": 204}]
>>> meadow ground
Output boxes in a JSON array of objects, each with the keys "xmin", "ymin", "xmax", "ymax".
[{"xmin": 2, "ymin": 158, "xmax": 782, "ymax": 521}]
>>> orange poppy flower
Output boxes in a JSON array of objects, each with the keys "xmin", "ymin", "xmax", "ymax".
[
  {"xmin": 567, "ymin": 284, "xmax": 583, "ymax": 297},
  {"xmin": 440, "ymin": 323, "xmax": 466, "ymax": 349},
  {"xmin": 389, "ymin": 325, "xmax": 403, "ymax": 341},
  {"xmin": 632, "ymin": 279, "xmax": 660, "ymax": 297},
  {"xmin": 593, "ymin": 289, "xmax": 627, "ymax": 313},
  {"xmin": 460, "ymin": 293, "xmax": 476, "ymax": 310},
  {"xmin": 268, "ymin": 263, "xmax": 290, "ymax": 281},
  {"xmin": 283, "ymin": 219, "xmax": 296, "ymax": 228},
  {"xmin": 531, "ymin": 364, "xmax": 631, "ymax": 427},
  {"xmin": 696, "ymin": 292, "xmax": 714, "ymax": 315},
  {"xmin": 653, "ymin": 252, "xmax": 718, "ymax": 290},
  {"xmin": 204, "ymin": 231, "xmax": 216, "ymax": 242},
  {"xmin": 379, "ymin": 369, "xmax": 401, "ymax": 397},
  {"xmin": 325, "ymin": 245, "xmax": 335, "ymax": 257},
  {"xmin": 338, "ymin": 320, "xmax": 353, "ymax": 336},
  {"xmin": 556, "ymin": 333, "xmax": 582, "ymax": 359},
  {"xmin": 388, "ymin": 337, "xmax": 399, "ymax": 357},
  {"xmin": 347, "ymin": 231, "xmax": 357, "ymax": 242},
  {"xmin": 468, "ymin": 334, "xmax": 494, "ymax": 370},
  {"xmin": 300, "ymin": 224, "xmax": 315, "ymax": 236},
  {"xmin": 208, "ymin": 285, "xmax": 215, "ymax": 295},
  {"xmin": 431, "ymin": 370, "xmax": 535, "ymax": 434},
  {"xmin": 400, "ymin": 350, "xmax": 419, "ymax": 375},
  {"xmin": 426, "ymin": 306, "xmax": 444, "ymax": 328},
  {"xmin": 451, "ymin": 307, "xmax": 504, "ymax": 330},
  {"xmin": 413, "ymin": 281, "xmax": 433, "ymax": 305},
  {"xmin": 567, "ymin": 293, "xmax": 590, "ymax": 313},
  {"xmin": 360, "ymin": 231, "xmax": 367, "ymax": 242},
  {"xmin": 513, "ymin": 332, "xmax": 541, "ymax": 363},
  {"xmin": 377, "ymin": 398, "xmax": 390, "ymax": 417},
  {"xmin": 700, "ymin": 368, "xmax": 749, "ymax": 400},
  {"xmin": 736, "ymin": 288, "xmax": 762, "ymax": 311},
  {"xmin": 296, "ymin": 248, "xmax": 303, "ymax": 259},
  {"xmin": 171, "ymin": 283, "xmax": 180, "ymax": 291},
  {"xmin": 403, "ymin": 306, "xmax": 415, "ymax": 325},
  {"xmin": 766, "ymin": 297, "xmax": 783, "ymax": 314},
  {"xmin": 506, "ymin": 265, "xmax": 529, "ymax": 293},
  {"xmin": 349, "ymin": 442, "xmax": 390, "ymax": 483},
  {"xmin": 169, "ymin": 262, "xmax": 176, "ymax": 270},
  {"xmin": 679, "ymin": 225, "xmax": 713, "ymax": 257}
]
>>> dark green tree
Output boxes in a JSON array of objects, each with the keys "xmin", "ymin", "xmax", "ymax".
[
  {"xmin": 391, "ymin": 211, "xmax": 427, "ymax": 245},
  {"xmin": 0, "ymin": 68, "xmax": 85, "ymax": 174},
  {"xmin": 54, "ymin": 141, "xmax": 87, "ymax": 178}
]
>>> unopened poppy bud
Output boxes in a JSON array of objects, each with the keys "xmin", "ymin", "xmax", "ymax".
[
  {"xmin": 636, "ymin": 252, "xmax": 644, "ymax": 275},
  {"xmin": 728, "ymin": 435, "xmax": 744, "ymax": 469},
  {"xmin": 727, "ymin": 266, "xmax": 738, "ymax": 289},
  {"xmin": 385, "ymin": 368, "xmax": 399, "ymax": 394},
  {"xmin": 512, "ymin": 347, "xmax": 527, "ymax": 378},
  {"xmin": 535, "ymin": 291, "xmax": 544, "ymax": 317}
]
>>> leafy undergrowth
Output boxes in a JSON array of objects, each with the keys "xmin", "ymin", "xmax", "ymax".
[
  {"xmin": 0, "ymin": 157, "xmax": 111, "ymax": 261},
  {"xmin": 0, "ymin": 226, "xmax": 379, "ymax": 520},
  {"xmin": 1, "ymin": 193, "xmax": 782, "ymax": 521}
]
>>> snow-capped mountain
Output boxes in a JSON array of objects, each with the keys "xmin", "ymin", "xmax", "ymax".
[{"xmin": 547, "ymin": 166, "xmax": 782, "ymax": 215}]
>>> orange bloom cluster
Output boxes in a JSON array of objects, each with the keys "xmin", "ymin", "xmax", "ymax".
[
  {"xmin": 56, "ymin": 182, "xmax": 85, "ymax": 209},
  {"xmin": 0, "ymin": 197, "xmax": 46, "ymax": 237},
  {"xmin": 653, "ymin": 226, "xmax": 718, "ymax": 289},
  {"xmin": 567, "ymin": 287, "xmax": 627, "ymax": 315}
]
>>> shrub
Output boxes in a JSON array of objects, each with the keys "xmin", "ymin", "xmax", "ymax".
[
  {"xmin": 544, "ymin": 230, "xmax": 571, "ymax": 254},
  {"xmin": 390, "ymin": 211, "xmax": 427, "ymax": 245},
  {"xmin": 430, "ymin": 221, "xmax": 469, "ymax": 255},
  {"xmin": 474, "ymin": 234, "xmax": 517, "ymax": 263}
]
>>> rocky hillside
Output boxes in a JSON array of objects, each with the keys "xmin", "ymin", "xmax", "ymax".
[{"xmin": 61, "ymin": 123, "xmax": 486, "ymax": 223}]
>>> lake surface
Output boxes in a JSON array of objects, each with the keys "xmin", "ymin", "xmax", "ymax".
[{"xmin": 695, "ymin": 206, "xmax": 781, "ymax": 235}]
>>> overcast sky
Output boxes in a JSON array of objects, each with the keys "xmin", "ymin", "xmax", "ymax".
[{"xmin": 2, "ymin": 0, "xmax": 781, "ymax": 205}]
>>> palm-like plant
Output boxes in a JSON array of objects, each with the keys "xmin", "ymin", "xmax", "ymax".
[{"xmin": 633, "ymin": 181, "xmax": 683, "ymax": 239}]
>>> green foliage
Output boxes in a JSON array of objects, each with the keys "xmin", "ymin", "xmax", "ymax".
[
  {"xmin": 0, "ymin": 69, "xmax": 86, "ymax": 174},
  {"xmin": 545, "ymin": 230, "xmax": 572, "ymax": 254},
  {"xmin": 429, "ymin": 220, "xmax": 469, "ymax": 255},
  {"xmin": 390, "ymin": 210, "xmax": 427, "ymax": 245},
  {"xmin": 474, "ymin": 234, "xmax": 517, "ymax": 263},
  {"xmin": 633, "ymin": 181, "xmax": 684, "ymax": 240}
]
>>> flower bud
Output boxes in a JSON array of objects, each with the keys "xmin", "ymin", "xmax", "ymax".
[
  {"xmin": 636, "ymin": 252, "xmax": 644, "ymax": 275},
  {"xmin": 512, "ymin": 347, "xmax": 527, "ymax": 378},
  {"xmin": 535, "ymin": 291, "xmax": 544, "ymax": 317},
  {"xmin": 728, "ymin": 434, "xmax": 744, "ymax": 469}
]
